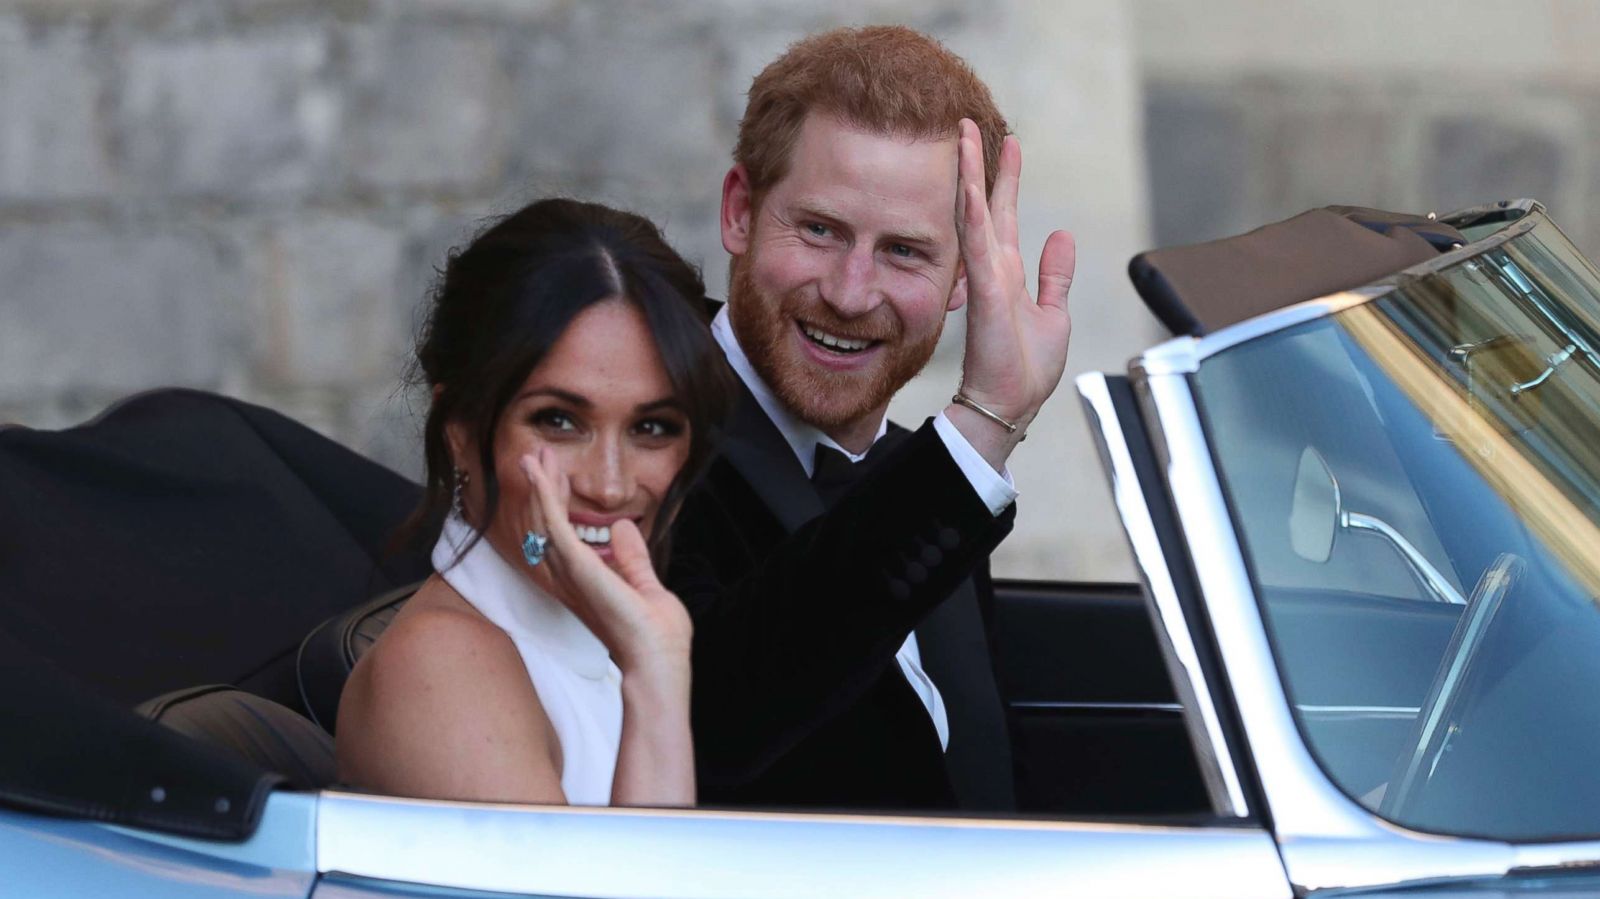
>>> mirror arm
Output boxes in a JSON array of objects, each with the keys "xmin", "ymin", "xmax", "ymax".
[
  {"xmin": 1343, "ymin": 511, "xmax": 1467, "ymax": 605},
  {"xmin": 1509, "ymin": 343, "xmax": 1576, "ymax": 397}
]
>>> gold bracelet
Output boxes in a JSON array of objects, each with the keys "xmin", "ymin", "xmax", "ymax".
[{"xmin": 951, "ymin": 392, "xmax": 1025, "ymax": 440}]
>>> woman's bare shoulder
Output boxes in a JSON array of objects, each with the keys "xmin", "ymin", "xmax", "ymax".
[
  {"xmin": 343, "ymin": 578, "xmax": 528, "ymax": 720},
  {"xmin": 336, "ymin": 577, "xmax": 564, "ymax": 801}
]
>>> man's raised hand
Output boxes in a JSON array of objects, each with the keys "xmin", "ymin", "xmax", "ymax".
[{"xmin": 948, "ymin": 117, "xmax": 1076, "ymax": 469}]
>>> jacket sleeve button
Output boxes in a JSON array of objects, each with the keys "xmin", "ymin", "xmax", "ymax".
[
  {"xmin": 905, "ymin": 562, "xmax": 928, "ymax": 585},
  {"xmin": 938, "ymin": 528, "xmax": 961, "ymax": 550},
  {"xmin": 887, "ymin": 578, "xmax": 911, "ymax": 601},
  {"xmin": 920, "ymin": 545, "xmax": 943, "ymax": 567}
]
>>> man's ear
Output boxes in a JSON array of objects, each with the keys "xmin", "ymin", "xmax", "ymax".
[
  {"xmin": 947, "ymin": 262, "xmax": 968, "ymax": 313},
  {"xmin": 721, "ymin": 164, "xmax": 754, "ymax": 256}
]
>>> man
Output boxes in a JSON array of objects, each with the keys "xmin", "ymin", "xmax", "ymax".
[{"xmin": 668, "ymin": 26, "xmax": 1075, "ymax": 811}]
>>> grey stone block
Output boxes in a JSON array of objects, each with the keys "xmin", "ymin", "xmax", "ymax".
[
  {"xmin": 116, "ymin": 30, "xmax": 336, "ymax": 196},
  {"xmin": 1260, "ymin": 85, "xmax": 1409, "ymax": 218},
  {"xmin": 0, "ymin": 223, "xmax": 240, "ymax": 401},
  {"xmin": 342, "ymin": 23, "xmax": 511, "ymax": 191},
  {"xmin": 0, "ymin": 20, "xmax": 117, "ymax": 201},
  {"xmin": 244, "ymin": 215, "xmax": 406, "ymax": 388},
  {"xmin": 1427, "ymin": 114, "xmax": 1566, "ymax": 216},
  {"xmin": 508, "ymin": 22, "xmax": 725, "ymax": 200},
  {"xmin": 1143, "ymin": 82, "xmax": 1252, "ymax": 246}
]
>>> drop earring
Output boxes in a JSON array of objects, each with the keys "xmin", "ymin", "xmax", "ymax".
[{"xmin": 451, "ymin": 467, "xmax": 469, "ymax": 519}]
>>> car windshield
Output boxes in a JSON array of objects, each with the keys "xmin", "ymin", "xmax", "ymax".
[{"xmin": 1192, "ymin": 208, "xmax": 1600, "ymax": 842}]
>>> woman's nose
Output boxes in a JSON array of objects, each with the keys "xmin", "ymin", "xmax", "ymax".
[{"xmin": 570, "ymin": 437, "xmax": 630, "ymax": 509}]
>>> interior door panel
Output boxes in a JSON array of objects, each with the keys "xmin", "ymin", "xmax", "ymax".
[{"xmin": 992, "ymin": 580, "xmax": 1210, "ymax": 816}]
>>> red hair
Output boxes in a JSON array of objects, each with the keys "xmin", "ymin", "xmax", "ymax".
[{"xmin": 734, "ymin": 26, "xmax": 1009, "ymax": 200}]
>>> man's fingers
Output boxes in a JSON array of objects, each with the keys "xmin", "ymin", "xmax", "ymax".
[
  {"xmin": 1036, "ymin": 229, "xmax": 1077, "ymax": 313},
  {"xmin": 991, "ymin": 135, "xmax": 1021, "ymax": 252},
  {"xmin": 608, "ymin": 519, "xmax": 662, "ymax": 595}
]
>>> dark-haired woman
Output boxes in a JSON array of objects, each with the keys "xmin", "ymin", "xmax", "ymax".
[{"xmin": 336, "ymin": 199, "xmax": 733, "ymax": 807}]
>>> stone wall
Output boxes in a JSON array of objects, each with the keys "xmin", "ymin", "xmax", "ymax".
[
  {"xmin": 1137, "ymin": 0, "xmax": 1600, "ymax": 253},
  {"xmin": 0, "ymin": 0, "xmax": 1157, "ymax": 580}
]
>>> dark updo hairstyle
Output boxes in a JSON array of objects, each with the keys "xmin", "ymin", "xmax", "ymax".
[{"xmin": 408, "ymin": 197, "xmax": 735, "ymax": 567}]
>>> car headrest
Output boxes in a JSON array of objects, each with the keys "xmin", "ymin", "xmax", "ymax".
[
  {"xmin": 138, "ymin": 685, "xmax": 336, "ymax": 789},
  {"xmin": 1129, "ymin": 206, "xmax": 1466, "ymax": 337},
  {"xmin": 297, "ymin": 582, "xmax": 421, "ymax": 734}
]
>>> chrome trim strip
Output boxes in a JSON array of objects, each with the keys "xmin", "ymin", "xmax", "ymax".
[
  {"xmin": 315, "ymin": 791, "xmax": 1292, "ymax": 899},
  {"xmin": 1513, "ymin": 841, "xmax": 1600, "ymax": 873},
  {"xmin": 1077, "ymin": 373, "xmax": 1250, "ymax": 818},
  {"xmin": 1296, "ymin": 705, "xmax": 1419, "ymax": 717},
  {"xmin": 1010, "ymin": 701, "xmax": 1183, "ymax": 713},
  {"xmin": 1140, "ymin": 291, "xmax": 1385, "ymax": 376}
]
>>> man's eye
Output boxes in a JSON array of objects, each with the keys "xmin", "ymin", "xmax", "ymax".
[
  {"xmin": 889, "ymin": 243, "xmax": 918, "ymax": 259},
  {"xmin": 805, "ymin": 222, "xmax": 831, "ymax": 238},
  {"xmin": 531, "ymin": 409, "xmax": 577, "ymax": 432}
]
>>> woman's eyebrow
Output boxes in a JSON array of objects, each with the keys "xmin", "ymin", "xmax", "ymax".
[
  {"xmin": 636, "ymin": 397, "xmax": 683, "ymax": 414},
  {"xmin": 517, "ymin": 387, "xmax": 591, "ymax": 408}
]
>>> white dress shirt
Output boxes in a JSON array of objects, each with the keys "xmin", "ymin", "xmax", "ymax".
[{"xmin": 711, "ymin": 307, "xmax": 1019, "ymax": 751}]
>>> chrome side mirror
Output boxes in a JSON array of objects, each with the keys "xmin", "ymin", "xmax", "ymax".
[
  {"xmin": 1288, "ymin": 445, "xmax": 1465, "ymax": 604},
  {"xmin": 1289, "ymin": 447, "xmax": 1339, "ymax": 563}
]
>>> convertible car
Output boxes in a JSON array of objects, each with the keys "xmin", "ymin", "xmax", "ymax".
[{"xmin": 4, "ymin": 199, "xmax": 1600, "ymax": 897}]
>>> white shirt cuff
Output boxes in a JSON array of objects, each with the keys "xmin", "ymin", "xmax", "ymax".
[{"xmin": 932, "ymin": 411, "xmax": 1017, "ymax": 517}]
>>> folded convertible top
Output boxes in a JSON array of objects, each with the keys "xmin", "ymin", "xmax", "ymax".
[
  {"xmin": 1129, "ymin": 206, "xmax": 1466, "ymax": 337},
  {"xmin": 0, "ymin": 389, "xmax": 434, "ymax": 838}
]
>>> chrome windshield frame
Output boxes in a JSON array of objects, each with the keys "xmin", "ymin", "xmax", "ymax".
[
  {"xmin": 1077, "ymin": 373, "xmax": 1250, "ymax": 819},
  {"xmin": 1112, "ymin": 199, "xmax": 1600, "ymax": 893}
]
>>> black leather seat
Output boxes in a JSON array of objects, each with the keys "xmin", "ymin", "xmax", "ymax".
[
  {"xmin": 296, "ymin": 583, "xmax": 421, "ymax": 734},
  {"xmin": 137, "ymin": 685, "xmax": 336, "ymax": 789}
]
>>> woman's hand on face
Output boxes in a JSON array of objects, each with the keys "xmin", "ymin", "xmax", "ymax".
[{"xmin": 518, "ymin": 449, "xmax": 692, "ymax": 674}]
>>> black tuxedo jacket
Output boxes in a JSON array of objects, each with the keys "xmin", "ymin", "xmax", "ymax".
[{"xmin": 667, "ymin": 385, "xmax": 1017, "ymax": 810}]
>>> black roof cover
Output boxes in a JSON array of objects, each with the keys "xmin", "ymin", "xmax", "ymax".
[
  {"xmin": 0, "ymin": 628, "xmax": 282, "ymax": 839},
  {"xmin": 0, "ymin": 389, "xmax": 433, "ymax": 837},
  {"xmin": 1129, "ymin": 206, "xmax": 1467, "ymax": 336}
]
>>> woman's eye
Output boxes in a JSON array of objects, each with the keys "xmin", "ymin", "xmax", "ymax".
[
  {"xmin": 531, "ymin": 409, "xmax": 577, "ymax": 432},
  {"xmin": 635, "ymin": 418, "xmax": 685, "ymax": 439}
]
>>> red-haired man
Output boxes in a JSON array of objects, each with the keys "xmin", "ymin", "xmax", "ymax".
[{"xmin": 669, "ymin": 25, "xmax": 1075, "ymax": 811}]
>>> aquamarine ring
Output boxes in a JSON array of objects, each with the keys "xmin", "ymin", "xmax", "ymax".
[{"xmin": 521, "ymin": 530, "xmax": 549, "ymax": 567}]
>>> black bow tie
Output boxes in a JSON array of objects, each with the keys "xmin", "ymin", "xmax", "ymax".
[{"xmin": 811, "ymin": 440, "xmax": 893, "ymax": 508}]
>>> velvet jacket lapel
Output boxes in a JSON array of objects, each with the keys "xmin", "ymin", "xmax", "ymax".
[{"xmin": 715, "ymin": 384, "xmax": 823, "ymax": 534}]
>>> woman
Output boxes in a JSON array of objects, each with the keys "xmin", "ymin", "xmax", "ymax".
[{"xmin": 337, "ymin": 198, "xmax": 734, "ymax": 807}]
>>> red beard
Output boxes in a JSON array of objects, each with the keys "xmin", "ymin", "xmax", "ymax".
[{"xmin": 727, "ymin": 255, "xmax": 943, "ymax": 431}]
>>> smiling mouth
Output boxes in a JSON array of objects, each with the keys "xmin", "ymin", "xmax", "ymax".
[
  {"xmin": 799, "ymin": 322, "xmax": 878, "ymax": 354},
  {"xmin": 574, "ymin": 524, "xmax": 613, "ymax": 546}
]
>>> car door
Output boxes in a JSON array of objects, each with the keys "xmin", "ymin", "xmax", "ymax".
[{"xmin": 306, "ymin": 790, "xmax": 1289, "ymax": 899}]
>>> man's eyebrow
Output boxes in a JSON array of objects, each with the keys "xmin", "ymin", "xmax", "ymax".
[
  {"xmin": 792, "ymin": 201, "xmax": 940, "ymax": 248},
  {"xmin": 791, "ymin": 200, "xmax": 848, "ymax": 226},
  {"xmin": 883, "ymin": 226, "xmax": 941, "ymax": 248}
]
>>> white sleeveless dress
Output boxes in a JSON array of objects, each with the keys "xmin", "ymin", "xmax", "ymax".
[{"xmin": 433, "ymin": 517, "xmax": 623, "ymax": 805}]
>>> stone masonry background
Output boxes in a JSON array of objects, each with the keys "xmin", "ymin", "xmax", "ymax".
[{"xmin": 3, "ymin": 0, "xmax": 1593, "ymax": 580}]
